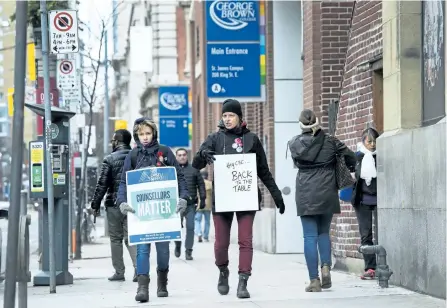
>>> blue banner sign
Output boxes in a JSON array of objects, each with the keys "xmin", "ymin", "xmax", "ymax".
[
  {"xmin": 205, "ymin": 0, "xmax": 266, "ymax": 103},
  {"xmin": 158, "ymin": 86, "xmax": 189, "ymax": 147}
]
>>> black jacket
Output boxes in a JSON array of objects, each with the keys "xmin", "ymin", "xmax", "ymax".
[
  {"xmin": 179, "ymin": 163, "xmax": 206, "ymax": 205},
  {"xmin": 351, "ymin": 151, "xmax": 377, "ymax": 206},
  {"xmin": 91, "ymin": 144, "xmax": 131, "ymax": 208},
  {"xmin": 288, "ymin": 129, "xmax": 356, "ymax": 216},
  {"xmin": 192, "ymin": 120, "xmax": 283, "ymax": 213}
]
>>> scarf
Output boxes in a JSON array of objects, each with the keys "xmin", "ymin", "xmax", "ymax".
[{"xmin": 358, "ymin": 142, "xmax": 377, "ymax": 186}]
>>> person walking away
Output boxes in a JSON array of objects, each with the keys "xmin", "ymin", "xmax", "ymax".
[
  {"xmin": 174, "ymin": 148, "xmax": 206, "ymax": 260},
  {"xmin": 288, "ymin": 109, "xmax": 356, "ymax": 292},
  {"xmin": 90, "ymin": 129, "xmax": 137, "ymax": 282},
  {"xmin": 195, "ymin": 170, "xmax": 212, "ymax": 242},
  {"xmin": 116, "ymin": 118, "xmax": 190, "ymax": 303},
  {"xmin": 192, "ymin": 99, "xmax": 286, "ymax": 299},
  {"xmin": 352, "ymin": 128, "xmax": 379, "ymax": 280}
]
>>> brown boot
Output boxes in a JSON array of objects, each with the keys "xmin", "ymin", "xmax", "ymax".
[
  {"xmin": 321, "ymin": 265, "xmax": 332, "ymax": 289},
  {"xmin": 305, "ymin": 278, "xmax": 322, "ymax": 292}
]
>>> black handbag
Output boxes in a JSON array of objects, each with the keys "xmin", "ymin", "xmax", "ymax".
[{"xmin": 335, "ymin": 154, "xmax": 355, "ymax": 189}]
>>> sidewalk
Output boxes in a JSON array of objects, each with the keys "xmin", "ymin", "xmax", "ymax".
[{"xmin": 0, "ymin": 226, "xmax": 445, "ymax": 308}]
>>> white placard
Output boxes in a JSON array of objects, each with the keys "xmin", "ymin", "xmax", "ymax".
[
  {"xmin": 214, "ymin": 153, "xmax": 259, "ymax": 212},
  {"xmin": 126, "ymin": 167, "xmax": 182, "ymax": 245}
]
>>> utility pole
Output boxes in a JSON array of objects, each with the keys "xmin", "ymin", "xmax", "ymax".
[
  {"xmin": 3, "ymin": 1, "xmax": 28, "ymax": 307},
  {"xmin": 103, "ymin": 30, "xmax": 110, "ymax": 237},
  {"xmin": 40, "ymin": 0, "xmax": 57, "ymax": 293}
]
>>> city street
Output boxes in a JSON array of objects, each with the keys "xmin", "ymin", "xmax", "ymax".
[{"xmin": 0, "ymin": 217, "xmax": 444, "ymax": 308}]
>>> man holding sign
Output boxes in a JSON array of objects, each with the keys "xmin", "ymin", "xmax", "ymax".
[
  {"xmin": 192, "ymin": 99, "xmax": 286, "ymax": 299},
  {"xmin": 116, "ymin": 118, "xmax": 190, "ymax": 303}
]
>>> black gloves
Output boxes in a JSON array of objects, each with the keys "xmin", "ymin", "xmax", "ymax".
[
  {"xmin": 275, "ymin": 198, "xmax": 285, "ymax": 215},
  {"xmin": 90, "ymin": 201, "xmax": 100, "ymax": 211},
  {"xmin": 201, "ymin": 150, "xmax": 216, "ymax": 165},
  {"xmin": 198, "ymin": 199, "xmax": 206, "ymax": 210}
]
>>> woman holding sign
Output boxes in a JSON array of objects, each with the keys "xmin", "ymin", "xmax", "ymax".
[
  {"xmin": 192, "ymin": 99, "xmax": 286, "ymax": 299},
  {"xmin": 116, "ymin": 117, "xmax": 190, "ymax": 303}
]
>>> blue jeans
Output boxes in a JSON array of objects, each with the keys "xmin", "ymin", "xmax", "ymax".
[
  {"xmin": 136, "ymin": 242, "xmax": 170, "ymax": 275},
  {"xmin": 194, "ymin": 210, "xmax": 211, "ymax": 239},
  {"xmin": 300, "ymin": 214, "xmax": 333, "ymax": 280}
]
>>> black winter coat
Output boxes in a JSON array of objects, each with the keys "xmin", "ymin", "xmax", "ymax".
[
  {"xmin": 179, "ymin": 163, "xmax": 206, "ymax": 205},
  {"xmin": 91, "ymin": 144, "xmax": 131, "ymax": 208},
  {"xmin": 192, "ymin": 121, "xmax": 283, "ymax": 213},
  {"xmin": 288, "ymin": 129, "xmax": 356, "ymax": 216}
]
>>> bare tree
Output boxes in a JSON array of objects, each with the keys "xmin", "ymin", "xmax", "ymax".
[{"xmin": 74, "ymin": 1, "xmax": 124, "ymax": 259}]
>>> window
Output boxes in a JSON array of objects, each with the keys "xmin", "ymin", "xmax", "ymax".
[
  {"xmin": 0, "ymin": 54, "xmax": 4, "ymax": 62},
  {"xmin": 0, "ymin": 123, "xmax": 9, "ymax": 134},
  {"xmin": 422, "ymin": 0, "xmax": 446, "ymax": 126},
  {"xmin": 0, "ymin": 107, "xmax": 7, "ymax": 119},
  {"xmin": 0, "ymin": 79, "xmax": 4, "ymax": 87},
  {"xmin": 0, "ymin": 92, "xmax": 4, "ymax": 101}
]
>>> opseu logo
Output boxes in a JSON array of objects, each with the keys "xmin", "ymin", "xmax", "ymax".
[
  {"xmin": 210, "ymin": 1, "xmax": 256, "ymax": 31},
  {"xmin": 160, "ymin": 92, "xmax": 187, "ymax": 111}
]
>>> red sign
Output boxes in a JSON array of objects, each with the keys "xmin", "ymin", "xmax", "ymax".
[
  {"xmin": 35, "ymin": 88, "xmax": 60, "ymax": 135},
  {"xmin": 53, "ymin": 12, "xmax": 74, "ymax": 32},
  {"xmin": 36, "ymin": 88, "xmax": 59, "ymax": 105}
]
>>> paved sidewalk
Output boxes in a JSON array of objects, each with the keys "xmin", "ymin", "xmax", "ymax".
[{"xmin": 0, "ymin": 225, "xmax": 445, "ymax": 307}]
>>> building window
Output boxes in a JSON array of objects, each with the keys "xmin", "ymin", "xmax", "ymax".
[
  {"xmin": 422, "ymin": 0, "xmax": 446, "ymax": 126},
  {"xmin": 0, "ymin": 107, "xmax": 7, "ymax": 119},
  {"xmin": 0, "ymin": 122, "xmax": 9, "ymax": 134}
]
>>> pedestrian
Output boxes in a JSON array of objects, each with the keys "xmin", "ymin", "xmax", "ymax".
[
  {"xmin": 351, "ymin": 127, "xmax": 379, "ymax": 280},
  {"xmin": 288, "ymin": 109, "xmax": 356, "ymax": 292},
  {"xmin": 195, "ymin": 170, "xmax": 212, "ymax": 242},
  {"xmin": 90, "ymin": 129, "xmax": 137, "ymax": 282},
  {"xmin": 116, "ymin": 117, "xmax": 190, "ymax": 303},
  {"xmin": 174, "ymin": 148, "xmax": 206, "ymax": 260},
  {"xmin": 192, "ymin": 98, "xmax": 286, "ymax": 299}
]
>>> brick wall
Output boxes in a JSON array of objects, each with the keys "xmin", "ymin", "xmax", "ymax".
[
  {"xmin": 333, "ymin": 1, "xmax": 382, "ymax": 262},
  {"xmin": 303, "ymin": 1, "xmax": 382, "ymax": 265},
  {"xmin": 191, "ymin": 1, "xmax": 276, "ymax": 208}
]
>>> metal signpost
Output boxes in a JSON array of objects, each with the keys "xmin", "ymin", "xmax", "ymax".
[
  {"xmin": 48, "ymin": 10, "xmax": 79, "ymax": 54},
  {"xmin": 205, "ymin": 0, "xmax": 266, "ymax": 103},
  {"xmin": 158, "ymin": 86, "xmax": 190, "ymax": 148}
]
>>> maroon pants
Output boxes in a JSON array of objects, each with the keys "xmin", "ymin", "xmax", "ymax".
[{"xmin": 213, "ymin": 211, "xmax": 256, "ymax": 275}]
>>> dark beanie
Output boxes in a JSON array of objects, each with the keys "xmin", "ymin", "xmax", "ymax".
[
  {"xmin": 222, "ymin": 99, "xmax": 243, "ymax": 118},
  {"xmin": 299, "ymin": 109, "xmax": 317, "ymax": 126}
]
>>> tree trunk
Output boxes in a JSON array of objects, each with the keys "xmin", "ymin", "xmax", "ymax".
[{"xmin": 74, "ymin": 106, "xmax": 94, "ymax": 259}]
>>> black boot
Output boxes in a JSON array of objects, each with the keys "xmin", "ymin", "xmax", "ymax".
[
  {"xmin": 237, "ymin": 274, "xmax": 250, "ymax": 299},
  {"xmin": 135, "ymin": 275, "xmax": 149, "ymax": 302},
  {"xmin": 217, "ymin": 266, "xmax": 230, "ymax": 295},
  {"xmin": 185, "ymin": 249, "xmax": 193, "ymax": 260},
  {"xmin": 174, "ymin": 241, "xmax": 181, "ymax": 258},
  {"xmin": 157, "ymin": 269, "xmax": 169, "ymax": 297}
]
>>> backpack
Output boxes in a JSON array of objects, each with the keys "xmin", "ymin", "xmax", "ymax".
[{"xmin": 130, "ymin": 145, "xmax": 170, "ymax": 170}]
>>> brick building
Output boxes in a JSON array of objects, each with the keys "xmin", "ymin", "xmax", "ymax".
[
  {"xmin": 303, "ymin": 1, "xmax": 383, "ymax": 271},
  {"xmin": 189, "ymin": 0, "xmax": 445, "ymax": 297}
]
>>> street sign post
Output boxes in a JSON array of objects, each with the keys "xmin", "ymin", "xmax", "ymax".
[
  {"xmin": 158, "ymin": 86, "xmax": 189, "ymax": 148},
  {"xmin": 205, "ymin": 0, "xmax": 266, "ymax": 103},
  {"xmin": 48, "ymin": 10, "xmax": 79, "ymax": 54},
  {"xmin": 57, "ymin": 58, "xmax": 80, "ymax": 107}
]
